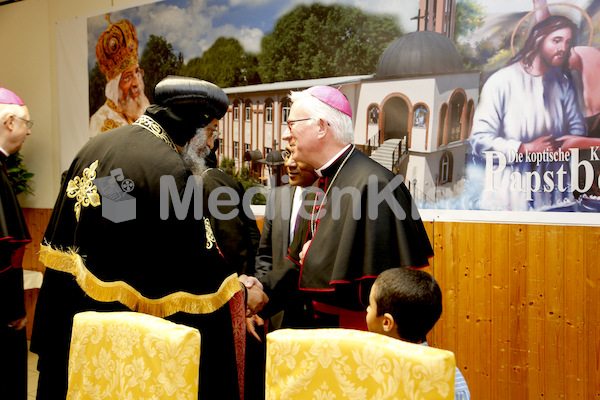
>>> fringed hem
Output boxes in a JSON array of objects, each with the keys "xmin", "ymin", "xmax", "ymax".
[{"xmin": 39, "ymin": 244, "xmax": 241, "ymax": 318}]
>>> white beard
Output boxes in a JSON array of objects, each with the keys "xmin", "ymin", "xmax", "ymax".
[{"xmin": 182, "ymin": 128, "xmax": 210, "ymax": 176}]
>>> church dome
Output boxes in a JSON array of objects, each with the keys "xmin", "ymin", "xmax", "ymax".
[{"xmin": 376, "ymin": 31, "xmax": 463, "ymax": 78}]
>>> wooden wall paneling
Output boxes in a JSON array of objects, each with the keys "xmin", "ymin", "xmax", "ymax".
[
  {"xmin": 584, "ymin": 228, "xmax": 600, "ymax": 398},
  {"xmin": 432, "ymin": 222, "xmax": 458, "ymax": 360},
  {"xmin": 564, "ymin": 226, "xmax": 585, "ymax": 399},
  {"xmin": 22, "ymin": 208, "xmax": 52, "ymax": 272},
  {"xmin": 458, "ymin": 222, "xmax": 477, "ymax": 395},
  {"xmin": 567, "ymin": 226, "xmax": 588, "ymax": 398},
  {"xmin": 472, "ymin": 222, "xmax": 492, "ymax": 397},
  {"xmin": 544, "ymin": 226, "xmax": 566, "ymax": 398},
  {"xmin": 422, "ymin": 221, "xmax": 435, "ymax": 345},
  {"xmin": 525, "ymin": 225, "xmax": 546, "ymax": 400},
  {"xmin": 21, "ymin": 208, "xmax": 52, "ymax": 339},
  {"xmin": 508, "ymin": 224, "xmax": 528, "ymax": 400},
  {"xmin": 491, "ymin": 223, "xmax": 510, "ymax": 398}
]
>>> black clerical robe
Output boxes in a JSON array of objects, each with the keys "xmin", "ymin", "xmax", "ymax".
[
  {"xmin": 0, "ymin": 153, "xmax": 31, "ymax": 400},
  {"xmin": 202, "ymin": 167, "xmax": 260, "ymax": 275},
  {"xmin": 259, "ymin": 146, "xmax": 433, "ymax": 322},
  {"xmin": 31, "ymin": 114, "xmax": 244, "ymax": 400},
  {"xmin": 0, "ymin": 153, "xmax": 31, "ymax": 323}
]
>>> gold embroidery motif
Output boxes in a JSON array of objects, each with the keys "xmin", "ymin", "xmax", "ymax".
[
  {"xmin": 204, "ymin": 217, "xmax": 216, "ymax": 250},
  {"xmin": 39, "ymin": 245, "xmax": 241, "ymax": 317},
  {"xmin": 66, "ymin": 160, "xmax": 101, "ymax": 222},
  {"xmin": 101, "ymin": 118, "xmax": 121, "ymax": 132},
  {"xmin": 133, "ymin": 115, "xmax": 178, "ymax": 153}
]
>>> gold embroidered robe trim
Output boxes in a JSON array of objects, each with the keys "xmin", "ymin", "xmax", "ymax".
[
  {"xmin": 39, "ymin": 244, "xmax": 241, "ymax": 317},
  {"xmin": 66, "ymin": 160, "xmax": 101, "ymax": 222},
  {"xmin": 133, "ymin": 115, "xmax": 179, "ymax": 153}
]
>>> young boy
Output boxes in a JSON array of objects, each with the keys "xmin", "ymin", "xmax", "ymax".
[{"xmin": 366, "ymin": 267, "xmax": 471, "ymax": 400}]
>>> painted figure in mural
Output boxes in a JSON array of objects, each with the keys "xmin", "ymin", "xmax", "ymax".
[
  {"xmin": 31, "ymin": 76, "xmax": 255, "ymax": 399},
  {"xmin": 533, "ymin": 0, "xmax": 600, "ymax": 135},
  {"xmin": 0, "ymin": 87, "xmax": 32, "ymax": 400},
  {"xmin": 469, "ymin": 15, "xmax": 586, "ymax": 211},
  {"xmin": 414, "ymin": 105, "xmax": 426, "ymax": 127},
  {"xmin": 242, "ymin": 86, "xmax": 433, "ymax": 333},
  {"xmin": 533, "ymin": 0, "xmax": 600, "ymax": 197},
  {"xmin": 89, "ymin": 14, "xmax": 151, "ymax": 137}
]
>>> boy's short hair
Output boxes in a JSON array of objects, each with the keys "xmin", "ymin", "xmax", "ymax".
[{"xmin": 374, "ymin": 267, "xmax": 442, "ymax": 343}]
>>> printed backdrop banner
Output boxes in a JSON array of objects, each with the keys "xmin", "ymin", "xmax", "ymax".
[{"xmin": 56, "ymin": 0, "xmax": 600, "ymax": 225}]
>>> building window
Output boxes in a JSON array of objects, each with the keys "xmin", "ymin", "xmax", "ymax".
[
  {"xmin": 282, "ymin": 107, "xmax": 290, "ymax": 122},
  {"xmin": 449, "ymin": 91, "xmax": 466, "ymax": 143},
  {"xmin": 234, "ymin": 141, "xmax": 239, "ymax": 158},
  {"xmin": 281, "ymin": 98, "xmax": 291, "ymax": 122},
  {"xmin": 245, "ymin": 105, "xmax": 251, "ymax": 121},
  {"xmin": 245, "ymin": 143, "xmax": 251, "ymax": 153},
  {"xmin": 265, "ymin": 101, "xmax": 273, "ymax": 123},
  {"xmin": 368, "ymin": 105, "xmax": 379, "ymax": 124},
  {"xmin": 439, "ymin": 151, "xmax": 453, "ymax": 184},
  {"xmin": 264, "ymin": 147, "xmax": 271, "ymax": 155},
  {"xmin": 233, "ymin": 100, "xmax": 240, "ymax": 121}
]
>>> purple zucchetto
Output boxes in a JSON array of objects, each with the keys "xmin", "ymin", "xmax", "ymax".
[
  {"xmin": 0, "ymin": 87, "xmax": 25, "ymax": 106},
  {"xmin": 306, "ymin": 85, "xmax": 352, "ymax": 118}
]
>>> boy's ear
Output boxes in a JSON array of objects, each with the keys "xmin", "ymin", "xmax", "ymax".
[{"xmin": 382, "ymin": 313, "xmax": 395, "ymax": 334}]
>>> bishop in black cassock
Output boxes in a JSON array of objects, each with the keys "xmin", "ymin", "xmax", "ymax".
[
  {"xmin": 254, "ymin": 86, "xmax": 434, "ymax": 329},
  {"xmin": 31, "ymin": 77, "xmax": 247, "ymax": 400},
  {"xmin": 0, "ymin": 87, "xmax": 33, "ymax": 400}
]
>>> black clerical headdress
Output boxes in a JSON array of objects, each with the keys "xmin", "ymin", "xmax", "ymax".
[{"xmin": 149, "ymin": 76, "xmax": 228, "ymax": 146}]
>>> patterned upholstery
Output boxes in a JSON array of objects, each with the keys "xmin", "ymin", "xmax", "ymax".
[
  {"xmin": 266, "ymin": 328, "xmax": 455, "ymax": 400},
  {"xmin": 67, "ymin": 311, "xmax": 201, "ymax": 400}
]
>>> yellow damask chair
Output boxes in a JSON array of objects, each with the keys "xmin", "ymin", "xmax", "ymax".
[
  {"xmin": 266, "ymin": 328, "xmax": 455, "ymax": 400},
  {"xmin": 67, "ymin": 311, "xmax": 201, "ymax": 400}
]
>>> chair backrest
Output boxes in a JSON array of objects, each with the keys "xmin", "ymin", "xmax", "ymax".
[
  {"xmin": 266, "ymin": 328, "xmax": 455, "ymax": 400},
  {"xmin": 67, "ymin": 311, "xmax": 201, "ymax": 400}
]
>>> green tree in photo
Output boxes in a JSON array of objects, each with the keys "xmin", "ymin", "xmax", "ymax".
[
  {"xmin": 454, "ymin": 0, "xmax": 485, "ymax": 41},
  {"xmin": 139, "ymin": 34, "xmax": 184, "ymax": 103},
  {"xmin": 180, "ymin": 37, "xmax": 261, "ymax": 87},
  {"xmin": 88, "ymin": 62, "xmax": 106, "ymax": 116},
  {"xmin": 259, "ymin": 4, "xmax": 402, "ymax": 83}
]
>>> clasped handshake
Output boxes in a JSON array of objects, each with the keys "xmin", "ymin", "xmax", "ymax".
[{"xmin": 239, "ymin": 275, "xmax": 268, "ymax": 317}]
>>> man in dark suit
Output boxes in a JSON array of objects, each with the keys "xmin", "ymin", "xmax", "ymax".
[
  {"xmin": 254, "ymin": 143, "xmax": 317, "ymax": 328},
  {"xmin": 244, "ymin": 144, "xmax": 317, "ymax": 400}
]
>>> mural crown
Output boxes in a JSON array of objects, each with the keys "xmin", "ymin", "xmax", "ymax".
[{"xmin": 95, "ymin": 14, "xmax": 139, "ymax": 82}]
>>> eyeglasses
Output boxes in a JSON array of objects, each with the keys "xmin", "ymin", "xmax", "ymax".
[
  {"xmin": 8, "ymin": 117, "xmax": 34, "ymax": 129},
  {"xmin": 286, "ymin": 117, "xmax": 312, "ymax": 130},
  {"xmin": 121, "ymin": 68, "xmax": 144, "ymax": 84},
  {"xmin": 207, "ymin": 123, "xmax": 221, "ymax": 139}
]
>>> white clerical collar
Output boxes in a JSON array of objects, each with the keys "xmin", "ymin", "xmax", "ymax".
[
  {"xmin": 315, "ymin": 144, "xmax": 352, "ymax": 178},
  {"xmin": 0, "ymin": 147, "xmax": 9, "ymax": 157}
]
